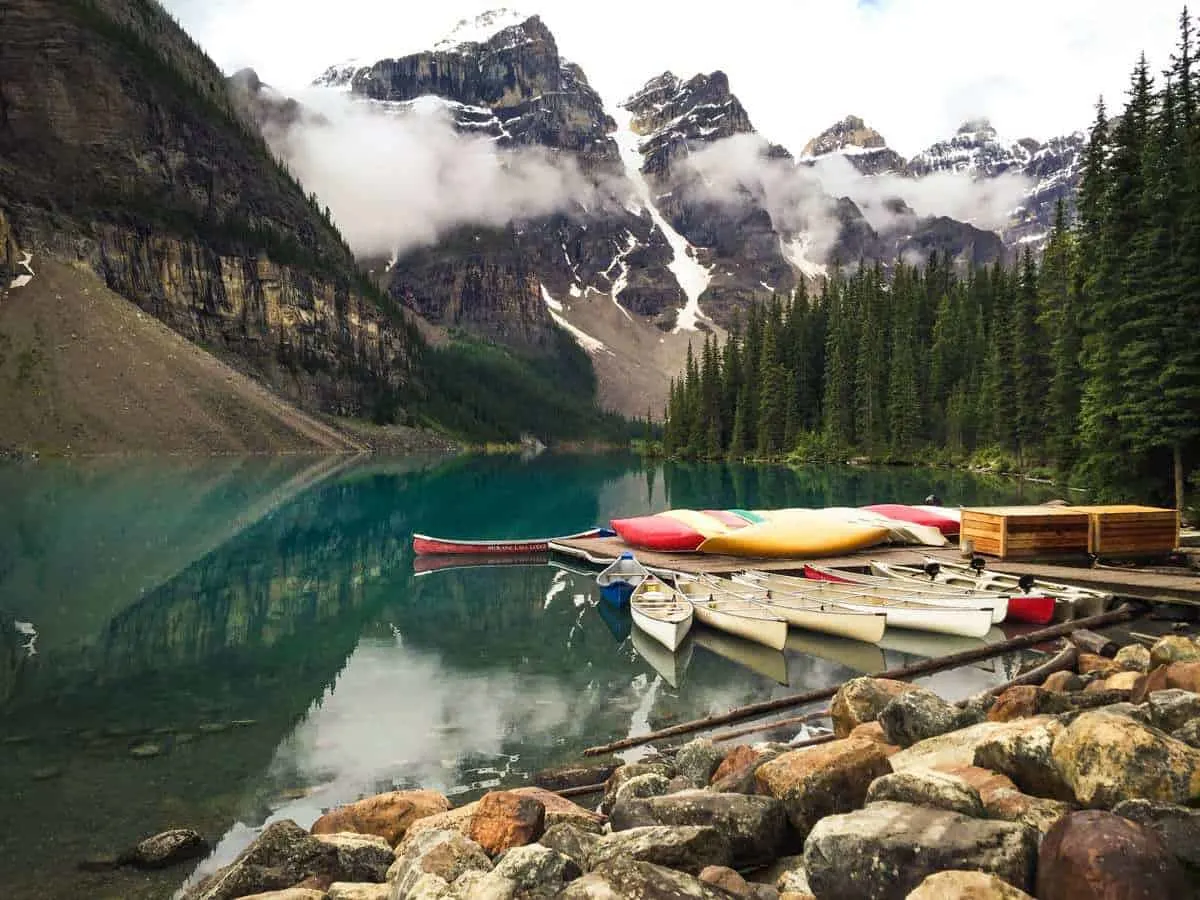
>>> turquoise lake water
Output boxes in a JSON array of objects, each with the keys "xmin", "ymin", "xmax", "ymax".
[{"xmin": 0, "ymin": 453, "xmax": 1060, "ymax": 899}]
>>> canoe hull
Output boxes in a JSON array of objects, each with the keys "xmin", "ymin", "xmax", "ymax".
[
  {"xmin": 611, "ymin": 515, "xmax": 706, "ymax": 552},
  {"xmin": 689, "ymin": 602, "xmax": 789, "ymax": 651},
  {"xmin": 698, "ymin": 512, "xmax": 891, "ymax": 559},
  {"xmin": 800, "ymin": 565, "xmax": 1009, "ymax": 624},
  {"xmin": 413, "ymin": 528, "xmax": 606, "ymax": 555},
  {"xmin": 632, "ymin": 607, "xmax": 692, "ymax": 652},
  {"xmin": 833, "ymin": 601, "xmax": 993, "ymax": 638},
  {"xmin": 630, "ymin": 578, "xmax": 694, "ymax": 651},
  {"xmin": 766, "ymin": 601, "xmax": 887, "ymax": 644}
]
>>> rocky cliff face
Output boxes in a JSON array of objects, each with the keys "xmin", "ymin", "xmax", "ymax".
[
  {"xmin": 0, "ymin": 0, "xmax": 418, "ymax": 418},
  {"xmin": 802, "ymin": 115, "xmax": 906, "ymax": 176}
]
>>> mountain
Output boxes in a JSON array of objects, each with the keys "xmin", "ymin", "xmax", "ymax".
[{"xmin": 802, "ymin": 115, "xmax": 906, "ymax": 176}]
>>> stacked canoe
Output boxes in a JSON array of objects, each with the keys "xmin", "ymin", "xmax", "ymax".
[{"xmin": 610, "ymin": 503, "xmax": 961, "ymax": 559}]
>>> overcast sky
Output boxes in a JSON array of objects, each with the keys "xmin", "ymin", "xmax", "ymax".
[{"xmin": 163, "ymin": 0, "xmax": 1184, "ymax": 157}]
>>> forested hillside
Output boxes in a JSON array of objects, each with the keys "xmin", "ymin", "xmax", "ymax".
[{"xmin": 659, "ymin": 8, "xmax": 1200, "ymax": 508}]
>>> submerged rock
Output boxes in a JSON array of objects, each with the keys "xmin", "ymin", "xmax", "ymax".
[
  {"xmin": 754, "ymin": 738, "xmax": 891, "ymax": 838},
  {"xmin": 865, "ymin": 769, "xmax": 985, "ymax": 817},
  {"xmin": 831, "ymin": 678, "xmax": 922, "ymax": 738},
  {"xmin": 588, "ymin": 825, "xmax": 732, "ymax": 875},
  {"xmin": 803, "ymin": 801, "xmax": 1037, "ymax": 900},
  {"xmin": 312, "ymin": 790, "xmax": 450, "ymax": 847},
  {"xmin": 1036, "ymin": 810, "xmax": 1190, "ymax": 898},
  {"xmin": 905, "ymin": 870, "xmax": 1035, "ymax": 899},
  {"xmin": 122, "ymin": 828, "xmax": 210, "ymax": 869},
  {"xmin": 1051, "ymin": 710, "xmax": 1200, "ymax": 808},
  {"xmin": 609, "ymin": 789, "xmax": 787, "ymax": 868}
]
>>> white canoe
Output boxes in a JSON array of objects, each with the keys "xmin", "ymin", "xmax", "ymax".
[
  {"xmin": 691, "ymin": 574, "xmax": 887, "ymax": 644},
  {"xmin": 737, "ymin": 569, "xmax": 1008, "ymax": 626},
  {"xmin": 630, "ymin": 577, "xmax": 694, "ymax": 651},
  {"xmin": 673, "ymin": 578, "xmax": 790, "ymax": 651},
  {"xmin": 872, "ymin": 559, "xmax": 1111, "ymax": 617},
  {"xmin": 795, "ymin": 564, "xmax": 1009, "ymax": 624}
]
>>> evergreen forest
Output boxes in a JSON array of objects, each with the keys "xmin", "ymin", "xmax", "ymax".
[{"xmin": 660, "ymin": 9, "xmax": 1200, "ymax": 508}]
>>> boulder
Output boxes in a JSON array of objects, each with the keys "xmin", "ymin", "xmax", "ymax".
[
  {"xmin": 180, "ymin": 820, "xmax": 344, "ymax": 900},
  {"xmin": 803, "ymin": 802, "xmax": 1037, "ymax": 900},
  {"xmin": 1131, "ymin": 666, "xmax": 1170, "ymax": 704},
  {"xmin": 328, "ymin": 885, "xmax": 389, "ymax": 900},
  {"xmin": 613, "ymin": 773, "xmax": 671, "ymax": 806},
  {"xmin": 609, "ymin": 790, "xmax": 787, "ymax": 868},
  {"xmin": 983, "ymin": 790, "xmax": 1071, "ymax": 838},
  {"xmin": 508, "ymin": 788, "xmax": 603, "ymax": 833},
  {"xmin": 312, "ymin": 834, "xmax": 392, "ymax": 883},
  {"xmin": 831, "ymin": 678, "xmax": 923, "ymax": 738},
  {"xmin": 1039, "ymin": 690, "xmax": 1137, "ymax": 716},
  {"xmin": 1146, "ymin": 689, "xmax": 1200, "ymax": 733},
  {"xmin": 865, "ymin": 769, "xmax": 985, "ymax": 817},
  {"xmin": 880, "ymin": 689, "xmax": 977, "ymax": 747},
  {"xmin": 848, "ymin": 722, "xmax": 901, "ymax": 755},
  {"xmin": 1114, "ymin": 644, "xmax": 1152, "ymax": 673},
  {"xmin": 1173, "ymin": 718, "xmax": 1200, "ymax": 748},
  {"xmin": 121, "ymin": 828, "xmax": 209, "ymax": 869},
  {"xmin": 386, "ymin": 829, "xmax": 491, "ymax": 898},
  {"xmin": 1036, "ymin": 810, "xmax": 1190, "ymax": 898},
  {"xmin": 987, "ymin": 687, "xmax": 1045, "ymax": 723},
  {"xmin": 589, "ymin": 826, "xmax": 732, "ymax": 875},
  {"xmin": 752, "ymin": 855, "xmax": 810, "ymax": 894},
  {"xmin": 1051, "ymin": 710, "xmax": 1200, "ymax": 808},
  {"xmin": 712, "ymin": 746, "xmax": 761, "ymax": 785},
  {"xmin": 601, "ymin": 763, "xmax": 675, "ymax": 815},
  {"xmin": 537, "ymin": 823, "xmax": 600, "ymax": 873},
  {"xmin": 1150, "ymin": 635, "xmax": 1200, "ymax": 669},
  {"xmin": 755, "ymin": 738, "xmax": 891, "ymax": 838},
  {"xmin": 1111, "ymin": 799, "xmax": 1200, "ymax": 876},
  {"xmin": 699, "ymin": 865, "xmax": 752, "ymax": 897},
  {"xmin": 973, "ymin": 717, "xmax": 1073, "ymax": 801},
  {"xmin": 397, "ymin": 804, "xmax": 479, "ymax": 854},
  {"xmin": 559, "ymin": 856, "xmax": 731, "ymax": 900},
  {"xmin": 1164, "ymin": 661, "xmax": 1200, "ymax": 693},
  {"xmin": 401, "ymin": 873, "xmax": 451, "ymax": 900},
  {"xmin": 532, "ymin": 761, "xmax": 620, "ymax": 794},
  {"xmin": 1077, "ymin": 653, "xmax": 1121, "ymax": 677},
  {"xmin": 490, "ymin": 844, "xmax": 580, "ymax": 898},
  {"xmin": 1103, "ymin": 671, "xmax": 1143, "ymax": 692},
  {"xmin": 1042, "ymin": 672, "xmax": 1083, "ymax": 693},
  {"xmin": 905, "ymin": 870, "xmax": 1035, "ymax": 899},
  {"xmin": 934, "ymin": 765, "xmax": 1019, "ymax": 799},
  {"xmin": 675, "ymin": 739, "xmax": 727, "ymax": 788},
  {"xmin": 312, "ymin": 790, "xmax": 450, "ymax": 847},
  {"xmin": 710, "ymin": 746, "xmax": 784, "ymax": 794},
  {"xmin": 237, "ymin": 890, "xmax": 328, "ymax": 900},
  {"xmin": 890, "ymin": 719, "xmax": 1057, "ymax": 773},
  {"xmin": 467, "ymin": 792, "xmax": 545, "ymax": 857}
]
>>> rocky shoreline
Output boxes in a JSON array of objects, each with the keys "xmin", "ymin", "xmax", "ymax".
[{"xmin": 152, "ymin": 632, "xmax": 1200, "ymax": 900}]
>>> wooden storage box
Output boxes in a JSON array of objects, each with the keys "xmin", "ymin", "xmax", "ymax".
[
  {"xmin": 959, "ymin": 506, "xmax": 1091, "ymax": 559},
  {"xmin": 1074, "ymin": 505, "xmax": 1180, "ymax": 556}
]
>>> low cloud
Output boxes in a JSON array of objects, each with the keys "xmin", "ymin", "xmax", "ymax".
[
  {"xmin": 268, "ymin": 90, "xmax": 611, "ymax": 258},
  {"xmin": 678, "ymin": 133, "xmax": 1033, "ymax": 262}
]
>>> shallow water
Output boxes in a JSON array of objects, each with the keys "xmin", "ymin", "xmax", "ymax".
[{"xmin": 0, "ymin": 453, "xmax": 1059, "ymax": 898}]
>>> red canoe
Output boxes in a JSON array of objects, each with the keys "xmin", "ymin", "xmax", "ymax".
[
  {"xmin": 610, "ymin": 514, "xmax": 705, "ymax": 552},
  {"xmin": 863, "ymin": 504, "xmax": 961, "ymax": 536},
  {"xmin": 412, "ymin": 527, "xmax": 609, "ymax": 556}
]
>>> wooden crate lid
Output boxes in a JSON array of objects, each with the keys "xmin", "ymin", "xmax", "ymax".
[
  {"xmin": 961, "ymin": 506, "xmax": 1090, "ymax": 517},
  {"xmin": 1072, "ymin": 504, "xmax": 1178, "ymax": 515}
]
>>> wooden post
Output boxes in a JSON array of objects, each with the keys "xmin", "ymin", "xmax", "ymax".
[
  {"xmin": 582, "ymin": 602, "xmax": 1144, "ymax": 757},
  {"xmin": 1069, "ymin": 629, "xmax": 1118, "ymax": 657}
]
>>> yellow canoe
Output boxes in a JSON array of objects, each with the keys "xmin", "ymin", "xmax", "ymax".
[
  {"xmin": 658, "ymin": 508, "xmax": 735, "ymax": 538},
  {"xmin": 698, "ymin": 509, "xmax": 891, "ymax": 558}
]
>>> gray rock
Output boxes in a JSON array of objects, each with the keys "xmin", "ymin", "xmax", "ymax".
[
  {"xmin": 880, "ymin": 689, "xmax": 976, "ymax": 748},
  {"xmin": 314, "ymin": 833, "xmax": 394, "ymax": 883},
  {"xmin": 1173, "ymin": 718, "xmax": 1200, "ymax": 748},
  {"xmin": 803, "ymin": 801, "xmax": 1037, "ymax": 900},
  {"xmin": 180, "ymin": 820, "xmax": 342, "ymax": 900},
  {"xmin": 865, "ymin": 769, "xmax": 985, "ymax": 818},
  {"xmin": 121, "ymin": 828, "xmax": 209, "ymax": 869},
  {"xmin": 1037, "ymin": 689, "xmax": 1139, "ymax": 715},
  {"xmin": 601, "ymin": 763, "xmax": 675, "ymax": 815},
  {"xmin": 753, "ymin": 855, "xmax": 810, "ymax": 894},
  {"xmin": 1114, "ymin": 643, "xmax": 1152, "ymax": 673},
  {"xmin": 401, "ymin": 873, "xmax": 451, "ymax": 900},
  {"xmin": 490, "ymin": 844, "xmax": 580, "ymax": 898},
  {"xmin": 1112, "ymin": 799, "xmax": 1200, "ymax": 875},
  {"xmin": 532, "ymin": 762, "xmax": 620, "ymax": 794},
  {"xmin": 329, "ymin": 884, "xmax": 390, "ymax": 900},
  {"xmin": 973, "ymin": 718, "xmax": 1074, "ymax": 802},
  {"xmin": 537, "ymin": 823, "xmax": 599, "ymax": 873},
  {"xmin": 674, "ymin": 739, "xmax": 727, "ymax": 789},
  {"xmin": 387, "ymin": 829, "xmax": 491, "ymax": 899},
  {"xmin": 452, "ymin": 871, "xmax": 517, "ymax": 900},
  {"xmin": 1147, "ymin": 690, "xmax": 1200, "ymax": 733},
  {"xmin": 589, "ymin": 826, "xmax": 731, "ymax": 875},
  {"xmin": 560, "ymin": 856, "xmax": 731, "ymax": 900},
  {"xmin": 609, "ymin": 789, "xmax": 788, "ymax": 868}
]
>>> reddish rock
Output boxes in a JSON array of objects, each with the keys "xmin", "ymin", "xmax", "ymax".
[
  {"xmin": 396, "ymin": 802, "xmax": 478, "ymax": 854},
  {"xmin": 907, "ymin": 870, "xmax": 1035, "ymax": 899},
  {"xmin": 699, "ymin": 865, "xmax": 753, "ymax": 897},
  {"xmin": 1131, "ymin": 666, "xmax": 1170, "ymax": 704},
  {"xmin": 754, "ymin": 738, "xmax": 891, "ymax": 837},
  {"xmin": 467, "ymin": 791, "xmax": 546, "ymax": 856},
  {"xmin": 510, "ymin": 787, "xmax": 604, "ymax": 831},
  {"xmin": 310, "ymin": 789, "xmax": 450, "ymax": 846},
  {"xmin": 936, "ymin": 765, "xmax": 1020, "ymax": 801},
  {"xmin": 1103, "ymin": 672, "xmax": 1143, "ymax": 692},
  {"xmin": 1043, "ymin": 671, "xmax": 1083, "ymax": 693},
  {"xmin": 1078, "ymin": 654, "xmax": 1121, "ymax": 677},
  {"xmin": 1164, "ymin": 661, "xmax": 1200, "ymax": 693},
  {"xmin": 712, "ymin": 746, "xmax": 761, "ymax": 785},
  {"xmin": 1036, "ymin": 811, "xmax": 1189, "ymax": 899},
  {"xmin": 988, "ymin": 687, "xmax": 1045, "ymax": 723},
  {"xmin": 848, "ymin": 721, "xmax": 901, "ymax": 755},
  {"xmin": 830, "ymin": 678, "xmax": 922, "ymax": 738}
]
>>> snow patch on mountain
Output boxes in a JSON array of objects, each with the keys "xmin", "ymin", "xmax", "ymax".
[
  {"xmin": 781, "ymin": 235, "xmax": 827, "ymax": 280},
  {"xmin": 434, "ymin": 9, "xmax": 532, "ymax": 52},
  {"xmin": 542, "ymin": 284, "xmax": 611, "ymax": 354},
  {"xmin": 611, "ymin": 105, "xmax": 712, "ymax": 331}
]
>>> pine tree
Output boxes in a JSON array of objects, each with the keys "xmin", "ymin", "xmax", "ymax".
[
  {"xmin": 1041, "ymin": 199, "xmax": 1083, "ymax": 473},
  {"xmin": 887, "ymin": 275, "xmax": 921, "ymax": 457},
  {"xmin": 1013, "ymin": 246, "xmax": 1049, "ymax": 464},
  {"xmin": 822, "ymin": 278, "xmax": 855, "ymax": 448}
]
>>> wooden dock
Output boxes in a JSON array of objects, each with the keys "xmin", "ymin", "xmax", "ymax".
[{"xmin": 549, "ymin": 536, "xmax": 1200, "ymax": 607}]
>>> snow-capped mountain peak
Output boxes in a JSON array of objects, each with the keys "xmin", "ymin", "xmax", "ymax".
[
  {"xmin": 907, "ymin": 117, "xmax": 1031, "ymax": 177},
  {"xmin": 433, "ymin": 8, "xmax": 533, "ymax": 51},
  {"xmin": 801, "ymin": 115, "xmax": 904, "ymax": 175}
]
